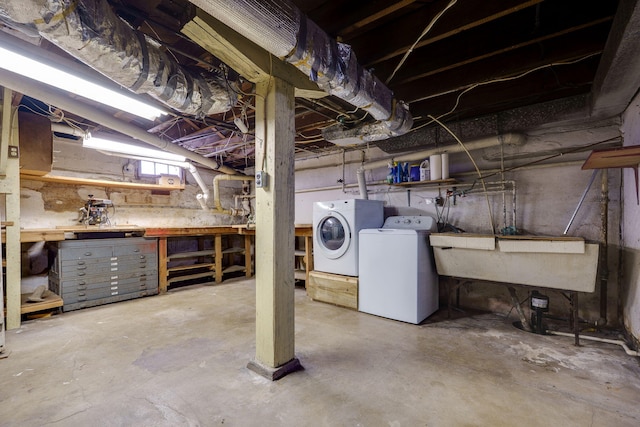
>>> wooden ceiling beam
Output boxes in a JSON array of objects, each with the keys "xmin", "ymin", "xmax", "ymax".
[
  {"xmin": 347, "ymin": 0, "xmax": 543, "ymax": 66},
  {"xmin": 182, "ymin": 9, "xmax": 326, "ymax": 99},
  {"xmin": 394, "ymin": 32, "xmax": 605, "ymax": 104},
  {"xmin": 407, "ymin": 60, "xmax": 597, "ymax": 121},
  {"xmin": 310, "ymin": 0, "xmax": 419, "ymax": 38},
  {"xmin": 377, "ymin": 17, "xmax": 613, "ymax": 85}
]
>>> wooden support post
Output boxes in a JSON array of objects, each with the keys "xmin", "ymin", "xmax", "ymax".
[
  {"xmin": 158, "ymin": 237, "xmax": 168, "ymax": 293},
  {"xmin": 304, "ymin": 234, "xmax": 313, "ymax": 283},
  {"xmin": 214, "ymin": 234, "xmax": 222, "ymax": 284},
  {"xmin": 247, "ymin": 76, "xmax": 301, "ymax": 380},
  {"xmin": 1, "ymin": 88, "xmax": 21, "ymax": 329},
  {"xmin": 244, "ymin": 234, "xmax": 252, "ymax": 277}
]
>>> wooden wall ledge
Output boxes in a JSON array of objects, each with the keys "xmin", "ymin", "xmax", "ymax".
[{"xmin": 20, "ymin": 173, "xmax": 185, "ymax": 191}]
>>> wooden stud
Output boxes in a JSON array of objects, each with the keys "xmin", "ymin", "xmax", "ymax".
[
  {"xmin": 158, "ymin": 237, "xmax": 168, "ymax": 293},
  {"xmin": 215, "ymin": 234, "xmax": 222, "ymax": 284},
  {"xmin": 2, "ymin": 88, "xmax": 21, "ymax": 329}
]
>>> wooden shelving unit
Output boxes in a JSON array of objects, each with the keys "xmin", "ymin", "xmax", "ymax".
[
  {"xmin": 167, "ymin": 248, "xmax": 217, "ymax": 286},
  {"xmin": 145, "ymin": 227, "xmax": 253, "ymax": 292}
]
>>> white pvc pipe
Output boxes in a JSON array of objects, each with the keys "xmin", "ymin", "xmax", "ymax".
[
  {"xmin": 213, "ymin": 174, "xmax": 255, "ymax": 215},
  {"xmin": 548, "ymin": 330, "xmax": 639, "ymax": 356}
]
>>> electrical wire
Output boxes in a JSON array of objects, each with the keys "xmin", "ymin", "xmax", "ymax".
[
  {"xmin": 429, "ymin": 114, "xmax": 495, "ymax": 234},
  {"xmin": 386, "ymin": 0, "xmax": 457, "ymax": 84},
  {"xmin": 410, "ymin": 52, "xmax": 601, "ymax": 134}
]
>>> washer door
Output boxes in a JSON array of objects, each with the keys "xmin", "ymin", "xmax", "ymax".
[{"xmin": 315, "ymin": 212, "xmax": 352, "ymax": 260}]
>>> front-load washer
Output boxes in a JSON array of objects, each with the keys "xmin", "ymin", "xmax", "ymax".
[
  {"xmin": 359, "ymin": 215, "xmax": 439, "ymax": 324},
  {"xmin": 313, "ymin": 199, "xmax": 384, "ymax": 277}
]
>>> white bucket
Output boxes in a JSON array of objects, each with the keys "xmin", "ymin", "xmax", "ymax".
[
  {"xmin": 419, "ymin": 160, "xmax": 430, "ymax": 181},
  {"xmin": 430, "ymin": 154, "xmax": 442, "ymax": 180},
  {"xmin": 441, "ymin": 152, "xmax": 449, "ymax": 179}
]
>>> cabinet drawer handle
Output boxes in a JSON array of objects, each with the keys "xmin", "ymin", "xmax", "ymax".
[
  {"xmin": 77, "ymin": 261, "xmax": 85, "ymax": 265},
  {"xmin": 78, "ymin": 292, "xmax": 86, "ymax": 297},
  {"xmin": 84, "ymin": 252, "xmax": 92, "ymax": 256},
  {"xmin": 133, "ymin": 248, "xmax": 140, "ymax": 253},
  {"xmin": 77, "ymin": 272, "xmax": 86, "ymax": 276},
  {"xmin": 76, "ymin": 286, "xmax": 87, "ymax": 291},
  {"xmin": 76, "ymin": 266, "xmax": 87, "ymax": 270},
  {"xmin": 139, "ymin": 255, "xmax": 146, "ymax": 259}
]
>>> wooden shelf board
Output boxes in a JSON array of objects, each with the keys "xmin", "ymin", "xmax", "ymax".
[
  {"xmin": 582, "ymin": 146, "xmax": 640, "ymax": 169},
  {"xmin": 168, "ymin": 250, "xmax": 215, "ymax": 260},
  {"xmin": 167, "ymin": 271, "xmax": 216, "ymax": 284},
  {"xmin": 222, "ymin": 247, "xmax": 245, "ymax": 255},
  {"xmin": 145, "ymin": 226, "xmax": 239, "ymax": 237},
  {"xmin": 167, "ymin": 263, "xmax": 216, "ymax": 273},
  {"xmin": 20, "ymin": 293, "xmax": 63, "ymax": 314},
  {"xmin": 222, "ymin": 265, "xmax": 246, "ymax": 274},
  {"xmin": 391, "ymin": 178, "xmax": 457, "ymax": 187},
  {"xmin": 21, "ymin": 173, "xmax": 185, "ymax": 191}
]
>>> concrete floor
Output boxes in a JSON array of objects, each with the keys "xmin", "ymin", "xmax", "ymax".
[{"xmin": 1, "ymin": 278, "xmax": 639, "ymax": 427}]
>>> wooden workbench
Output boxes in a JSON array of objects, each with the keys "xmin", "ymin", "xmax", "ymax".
[
  {"xmin": 234, "ymin": 224, "xmax": 314, "ymax": 283},
  {"xmin": 4, "ymin": 225, "xmax": 314, "ymax": 321},
  {"xmin": 144, "ymin": 226, "xmax": 252, "ymax": 292}
]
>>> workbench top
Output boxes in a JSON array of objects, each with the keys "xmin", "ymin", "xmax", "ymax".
[{"xmin": 4, "ymin": 224, "xmax": 315, "ymax": 242}]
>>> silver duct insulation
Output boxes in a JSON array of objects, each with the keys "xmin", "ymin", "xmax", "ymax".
[
  {"xmin": 189, "ymin": 0, "xmax": 412, "ymax": 143},
  {"xmin": 0, "ymin": 0, "xmax": 236, "ymax": 117}
]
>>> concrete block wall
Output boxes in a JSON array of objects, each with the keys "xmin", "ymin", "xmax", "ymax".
[
  {"xmin": 19, "ymin": 136, "xmax": 246, "ymax": 229},
  {"xmin": 621, "ymin": 92, "xmax": 640, "ymax": 345},
  {"xmin": 295, "ymin": 124, "xmax": 624, "ymax": 330}
]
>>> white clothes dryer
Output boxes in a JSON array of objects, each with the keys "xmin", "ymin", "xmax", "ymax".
[{"xmin": 313, "ymin": 199, "xmax": 384, "ymax": 277}]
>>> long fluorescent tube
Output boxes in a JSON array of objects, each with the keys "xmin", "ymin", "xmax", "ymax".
[
  {"xmin": 0, "ymin": 46, "xmax": 166, "ymax": 121},
  {"xmin": 83, "ymin": 136, "xmax": 186, "ymax": 162}
]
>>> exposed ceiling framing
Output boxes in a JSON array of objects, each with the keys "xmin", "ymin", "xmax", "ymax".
[{"xmin": 1, "ymin": 0, "xmax": 638, "ymax": 170}]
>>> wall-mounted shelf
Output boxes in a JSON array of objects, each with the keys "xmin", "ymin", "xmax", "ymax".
[
  {"xmin": 20, "ymin": 173, "xmax": 185, "ymax": 191},
  {"xmin": 582, "ymin": 146, "xmax": 640, "ymax": 204},
  {"xmin": 391, "ymin": 178, "xmax": 457, "ymax": 188}
]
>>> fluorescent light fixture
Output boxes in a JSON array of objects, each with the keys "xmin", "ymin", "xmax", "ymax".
[
  {"xmin": 83, "ymin": 136, "xmax": 186, "ymax": 162},
  {"xmin": 0, "ymin": 46, "xmax": 166, "ymax": 121}
]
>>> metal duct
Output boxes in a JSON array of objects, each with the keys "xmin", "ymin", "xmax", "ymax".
[
  {"xmin": 188, "ymin": 0, "xmax": 413, "ymax": 143},
  {"xmin": 0, "ymin": 0, "xmax": 236, "ymax": 117},
  {"xmin": 0, "ymin": 66, "xmax": 239, "ymax": 174}
]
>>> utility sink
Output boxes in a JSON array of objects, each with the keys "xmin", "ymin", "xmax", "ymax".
[{"xmin": 429, "ymin": 233, "xmax": 599, "ymax": 292}]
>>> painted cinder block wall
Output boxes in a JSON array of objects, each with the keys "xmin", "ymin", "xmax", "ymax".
[
  {"xmin": 294, "ymin": 121, "xmax": 624, "ymax": 331},
  {"xmin": 621, "ymin": 92, "xmax": 640, "ymax": 345},
  {"xmin": 20, "ymin": 136, "xmax": 246, "ymax": 229}
]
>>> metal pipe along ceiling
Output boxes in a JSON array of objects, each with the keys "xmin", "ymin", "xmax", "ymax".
[
  {"xmin": 0, "ymin": 0, "xmax": 236, "ymax": 118},
  {"xmin": 188, "ymin": 0, "xmax": 413, "ymax": 144}
]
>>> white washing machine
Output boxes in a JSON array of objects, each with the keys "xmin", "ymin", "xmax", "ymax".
[
  {"xmin": 358, "ymin": 215, "xmax": 439, "ymax": 324},
  {"xmin": 313, "ymin": 199, "xmax": 384, "ymax": 277}
]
